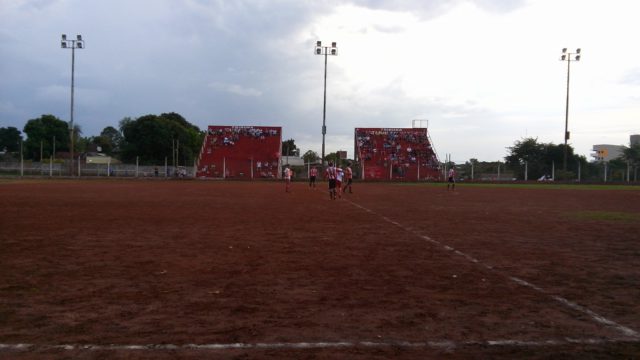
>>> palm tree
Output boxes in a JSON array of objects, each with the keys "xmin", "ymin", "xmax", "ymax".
[{"xmin": 620, "ymin": 143, "xmax": 640, "ymax": 181}]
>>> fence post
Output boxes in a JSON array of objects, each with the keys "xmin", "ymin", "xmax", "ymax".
[
  {"xmin": 223, "ymin": 157, "xmax": 226, "ymax": 179},
  {"xmin": 604, "ymin": 162, "xmax": 607, "ymax": 182},
  {"xmin": 524, "ymin": 161, "xmax": 528, "ymax": 181},
  {"xmin": 165, "ymin": 157, "xmax": 168, "ymax": 178},
  {"xmin": 578, "ymin": 161, "xmax": 581, "ymax": 182},
  {"xmin": 552, "ymin": 161, "xmax": 555, "ymax": 180},
  {"xmin": 49, "ymin": 156, "xmax": 53, "ymax": 177},
  {"xmin": 136, "ymin": 156, "xmax": 139, "ymax": 177},
  {"xmin": 107, "ymin": 158, "xmax": 111, "ymax": 177},
  {"xmin": 20, "ymin": 140, "xmax": 23, "ymax": 177},
  {"xmin": 78, "ymin": 155, "xmax": 81, "ymax": 177}
]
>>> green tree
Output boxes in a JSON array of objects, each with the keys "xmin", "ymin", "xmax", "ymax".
[
  {"xmin": 607, "ymin": 158, "xmax": 628, "ymax": 181},
  {"xmin": 302, "ymin": 150, "xmax": 319, "ymax": 164},
  {"xmin": 0, "ymin": 126, "xmax": 22, "ymax": 152},
  {"xmin": 119, "ymin": 113, "xmax": 203, "ymax": 165},
  {"xmin": 325, "ymin": 151, "xmax": 339, "ymax": 165},
  {"xmin": 81, "ymin": 126, "xmax": 123, "ymax": 156},
  {"xmin": 545, "ymin": 143, "xmax": 576, "ymax": 180},
  {"xmin": 505, "ymin": 137, "xmax": 547, "ymax": 180},
  {"xmin": 620, "ymin": 143, "xmax": 640, "ymax": 164},
  {"xmin": 618, "ymin": 142, "xmax": 640, "ymax": 181},
  {"xmin": 282, "ymin": 139, "xmax": 299, "ymax": 156},
  {"xmin": 22, "ymin": 114, "xmax": 70, "ymax": 160},
  {"xmin": 505, "ymin": 137, "xmax": 581, "ymax": 180},
  {"xmin": 76, "ymin": 135, "xmax": 91, "ymax": 155},
  {"xmin": 99, "ymin": 126, "xmax": 123, "ymax": 154}
]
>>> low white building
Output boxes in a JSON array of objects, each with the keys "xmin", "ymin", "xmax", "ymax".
[
  {"xmin": 280, "ymin": 155, "xmax": 305, "ymax": 167},
  {"xmin": 591, "ymin": 144, "xmax": 624, "ymax": 162}
]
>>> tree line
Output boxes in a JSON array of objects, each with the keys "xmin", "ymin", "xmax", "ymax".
[
  {"xmin": 452, "ymin": 137, "xmax": 640, "ymax": 181},
  {"xmin": 2, "ymin": 117, "xmax": 638, "ymax": 180},
  {"xmin": 0, "ymin": 113, "xmax": 204, "ymax": 166},
  {"xmin": 0, "ymin": 114, "xmax": 328, "ymax": 167}
]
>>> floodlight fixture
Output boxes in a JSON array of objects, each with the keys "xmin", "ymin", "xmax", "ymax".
[
  {"xmin": 60, "ymin": 33, "xmax": 85, "ymax": 176},
  {"xmin": 559, "ymin": 47, "xmax": 582, "ymax": 172},
  {"xmin": 314, "ymin": 40, "xmax": 339, "ymax": 165}
]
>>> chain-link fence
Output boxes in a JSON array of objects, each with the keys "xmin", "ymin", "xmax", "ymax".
[
  {"xmin": 453, "ymin": 160, "xmax": 639, "ymax": 183},
  {"xmin": 0, "ymin": 159, "xmax": 195, "ymax": 178},
  {"xmin": 2, "ymin": 157, "xmax": 638, "ymax": 183}
]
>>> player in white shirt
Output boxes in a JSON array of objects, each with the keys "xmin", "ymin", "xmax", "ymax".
[
  {"xmin": 284, "ymin": 165, "xmax": 292, "ymax": 192},
  {"xmin": 335, "ymin": 167, "xmax": 344, "ymax": 199},
  {"xmin": 447, "ymin": 167, "xmax": 456, "ymax": 191}
]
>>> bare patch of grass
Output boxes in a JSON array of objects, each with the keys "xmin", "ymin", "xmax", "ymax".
[{"xmin": 566, "ymin": 210, "xmax": 640, "ymax": 223}]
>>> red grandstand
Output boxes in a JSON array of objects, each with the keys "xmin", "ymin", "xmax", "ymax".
[
  {"xmin": 196, "ymin": 125, "xmax": 282, "ymax": 179},
  {"xmin": 355, "ymin": 127, "xmax": 440, "ymax": 181}
]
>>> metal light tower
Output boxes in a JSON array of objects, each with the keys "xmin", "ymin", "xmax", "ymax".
[
  {"xmin": 61, "ymin": 34, "xmax": 84, "ymax": 175},
  {"xmin": 314, "ymin": 41, "xmax": 338, "ymax": 165},
  {"xmin": 560, "ymin": 47, "xmax": 581, "ymax": 171}
]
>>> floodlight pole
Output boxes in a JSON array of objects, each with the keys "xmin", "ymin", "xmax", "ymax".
[
  {"xmin": 560, "ymin": 48, "xmax": 581, "ymax": 171},
  {"xmin": 315, "ymin": 41, "xmax": 338, "ymax": 165},
  {"xmin": 61, "ymin": 34, "xmax": 84, "ymax": 176}
]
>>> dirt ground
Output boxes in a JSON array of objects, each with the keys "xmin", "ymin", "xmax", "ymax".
[{"xmin": 1, "ymin": 179, "xmax": 639, "ymax": 359}]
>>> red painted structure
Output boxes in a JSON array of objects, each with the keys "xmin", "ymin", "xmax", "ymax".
[
  {"xmin": 196, "ymin": 125, "xmax": 282, "ymax": 179},
  {"xmin": 355, "ymin": 127, "xmax": 440, "ymax": 181}
]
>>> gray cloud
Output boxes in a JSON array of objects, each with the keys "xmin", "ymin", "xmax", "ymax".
[
  {"xmin": 1, "ymin": 0, "xmax": 637, "ymax": 162},
  {"xmin": 348, "ymin": 0, "xmax": 527, "ymax": 18}
]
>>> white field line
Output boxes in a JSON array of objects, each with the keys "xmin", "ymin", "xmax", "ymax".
[
  {"xmin": 1, "ymin": 197, "xmax": 637, "ymax": 354},
  {"xmin": 1, "ymin": 338, "xmax": 638, "ymax": 352},
  {"xmin": 345, "ymin": 199, "xmax": 640, "ymax": 340}
]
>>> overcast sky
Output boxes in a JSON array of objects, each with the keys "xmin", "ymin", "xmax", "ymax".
[{"xmin": 1, "ymin": 0, "xmax": 639, "ymax": 162}]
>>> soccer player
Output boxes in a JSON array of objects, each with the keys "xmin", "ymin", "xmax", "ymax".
[
  {"xmin": 284, "ymin": 165, "xmax": 292, "ymax": 192},
  {"xmin": 309, "ymin": 165, "xmax": 318, "ymax": 189},
  {"xmin": 343, "ymin": 162, "xmax": 353, "ymax": 194},
  {"xmin": 323, "ymin": 161, "xmax": 337, "ymax": 200},
  {"xmin": 335, "ymin": 167, "xmax": 344, "ymax": 199},
  {"xmin": 447, "ymin": 167, "xmax": 456, "ymax": 191}
]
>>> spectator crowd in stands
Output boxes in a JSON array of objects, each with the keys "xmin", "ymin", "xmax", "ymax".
[
  {"xmin": 198, "ymin": 126, "xmax": 281, "ymax": 178},
  {"xmin": 356, "ymin": 129, "xmax": 439, "ymax": 170},
  {"xmin": 207, "ymin": 126, "xmax": 279, "ymax": 147}
]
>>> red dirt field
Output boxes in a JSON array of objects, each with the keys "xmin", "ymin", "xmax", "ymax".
[{"xmin": 0, "ymin": 179, "xmax": 639, "ymax": 359}]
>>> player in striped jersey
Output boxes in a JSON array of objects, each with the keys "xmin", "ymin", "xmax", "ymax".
[
  {"xmin": 309, "ymin": 165, "xmax": 318, "ymax": 189},
  {"xmin": 323, "ymin": 162, "xmax": 337, "ymax": 200},
  {"xmin": 343, "ymin": 162, "xmax": 353, "ymax": 194}
]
